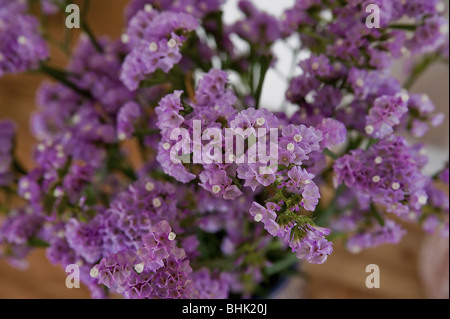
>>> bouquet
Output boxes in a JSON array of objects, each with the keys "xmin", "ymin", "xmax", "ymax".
[{"xmin": 0, "ymin": 0, "xmax": 448, "ymax": 299}]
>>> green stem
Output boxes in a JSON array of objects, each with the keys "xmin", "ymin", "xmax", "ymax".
[
  {"xmin": 323, "ymin": 148, "xmax": 340, "ymax": 160},
  {"xmin": 404, "ymin": 54, "xmax": 440, "ymax": 90},
  {"xmin": 388, "ymin": 24, "xmax": 417, "ymax": 31},
  {"xmin": 39, "ymin": 65, "xmax": 92, "ymax": 99},
  {"xmin": 80, "ymin": 0, "xmax": 103, "ymax": 53},
  {"xmin": 370, "ymin": 203, "xmax": 385, "ymax": 227},
  {"xmin": 254, "ymin": 56, "xmax": 271, "ymax": 110},
  {"xmin": 366, "ymin": 138, "xmax": 379, "ymax": 150},
  {"xmin": 13, "ymin": 160, "xmax": 28, "ymax": 175},
  {"xmin": 81, "ymin": 22, "xmax": 103, "ymax": 53}
]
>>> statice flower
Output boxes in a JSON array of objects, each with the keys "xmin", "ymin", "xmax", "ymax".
[
  {"xmin": 117, "ymin": 102, "xmax": 142, "ymax": 141},
  {"xmin": 190, "ymin": 269, "xmax": 231, "ymax": 299},
  {"xmin": 249, "ymin": 202, "xmax": 332, "ymax": 264},
  {"xmin": 40, "ymin": 0, "xmax": 64, "ymax": 15},
  {"xmin": 1, "ymin": 0, "xmax": 449, "ymax": 300},
  {"xmin": 317, "ymin": 118, "xmax": 347, "ymax": 150},
  {"xmin": 92, "ymin": 220, "xmax": 194, "ymax": 299},
  {"xmin": 365, "ymin": 94, "xmax": 409, "ymax": 139},
  {"xmin": 102, "ymin": 178, "xmax": 178, "ymax": 254},
  {"xmin": 0, "ymin": 208, "xmax": 45, "ymax": 249},
  {"xmin": 65, "ymin": 214, "xmax": 106, "ymax": 264},
  {"xmin": 406, "ymin": 94, "xmax": 445, "ymax": 138},
  {"xmin": 334, "ymin": 136, "xmax": 429, "ymax": 216},
  {"xmin": 228, "ymin": 0, "xmax": 281, "ymax": 50},
  {"xmin": 120, "ymin": 9, "xmax": 199, "ymax": 90},
  {"xmin": 0, "ymin": 119, "xmax": 15, "ymax": 186},
  {"xmin": 346, "ymin": 220, "xmax": 407, "ymax": 254},
  {"xmin": 0, "ymin": 2, "xmax": 49, "ymax": 76},
  {"xmin": 407, "ymin": 16, "xmax": 449, "ymax": 55}
]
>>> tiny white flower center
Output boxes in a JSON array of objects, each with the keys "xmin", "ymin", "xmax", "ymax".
[
  {"xmin": 168, "ymin": 232, "xmax": 177, "ymax": 241},
  {"xmin": 185, "ymin": 5, "xmax": 194, "ymax": 13},
  {"xmin": 440, "ymin": 24, "xmax": 449, "ymax": 35},
  {"xmin": 144, "ymin": 4, "xmax": 153, "ymax": 12},
  {"xmin": 53, "ymin": 189, "xmax": 64, "ymax": 198},
  {"xmin": 17, "ymin": 36, "xmax": 27, "ymax": 45},
  {"xmin": 436, "ymin": 2, "xmax": 446, "ymax": 13},
  {"xmin": 372, "ymin": 176, "xmax": 381, "ymax": 183},
  {"xmin": 287, "ymin": 143, "xmax": 295, "ymax": 152},
  {"xmin": 134, "ymin": 262, "xmax": 145, "ymax": 274},
  {"xmin": 254, "ymin": 214, "xmax": 263, "ymax": 222},
  {"xmin": 311, "ymin": 62, "xmax": 320, "ymax": 70},
  {"xmin": 90, "ymin": 267, "xmax": 99, "ymax": 278},
  {"xmin": 256, "ymin": 118, "xmax": 266, "ymax": 126},
  {"xmin": 375, "ymin": 156, "xmax": 383, "ymax": 164},
  {"xmin": 212, "ymin": 185, "xmax": 221, "ymax": 194},
  {"xmin": 365, "ymin": 125, "xmax": 374, "ymax": 135},
  {"xmin": 163, "ymin": 143, "xmax": 171, "ymax": 150},
  {"xmin": 121, "ymin": 34, "xmax": 130, "ymax": 44},
  {"xmin": 418, "ymin": 196, "xmax": 428, "ymax": 205},
  {"xmin": 168, "ymin": 38, "xmax": 177, "ymax": 48},
  {"xmin": 152, "ymin": 198, "xmax": 162, "ymax": 208},
  {"xmin": 356, "ymin": 78, "xmax": 364, "ymax": 87},
  {"xmin": 118, "ymin": 132, "xmax": 127, "ymax": 141},
  {"xmin": 294, "ymin": 134, "xmax": 303, "ymax": 143},
  {"xmin": 392, "ymin": 182, "xmax": 401, "ymax": 190},
  {"xmin": 145, "ymin": 182, "xmax": 155, "ymax": 192},
  {"xmin": 149, "ymin": 42, "xmax": 158, "ymax": 52},
  {"xmin": 399, "ymin": 91, "xmax": 409, "ymax": 103}
]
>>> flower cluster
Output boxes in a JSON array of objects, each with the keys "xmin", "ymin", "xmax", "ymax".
[
  {"xmin": 334, "ymin": 136, "xmax": 429, "ymax": 217},
  {"xmin": 0, "ymin": 1, "xmax": 49, "ymax": 77},
  {"xmin": 120, "ymin": 7, "xmax": 199, "ymax": 90},
  {"xmin": 0, "ymin": 0, "xmax": 448, "ymax": 299},
  {"xmin": 0, "ymin": 119, "xmax": 15, "ymax": 186}
]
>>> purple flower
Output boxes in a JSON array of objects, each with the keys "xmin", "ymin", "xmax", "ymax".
[
  {"xmin": 317, "ymin": 118, "xmax": 347, "ymax": 149},
  {"xmin": 120, "ymin": 10, "xmax": 199, "ymax": 90},
  {"xmin": 0, "ymin": 120, "xmax": 15, "ymax": 186},
  {"xmin": 102, "ymin": 178, "xmax": 179, "ymax": 254},
  {"xmin": 190, "ymin": 269, "xmax": 231, "ymax": 299},
  {"xmin": 407, "ymin": 16, "xmax": 449, "ymax": 55},
  {"xmin": 93, "ymin": 220, "xmax": 194, "ymax": 299},
  {"xmin": 199, "ymin": 168, "xmax": 243, "ymax": 200},
  {"xmin": 117, "ymin": 102, "xmax": 142, "ymax": 141},
  {"xmin": 195, "ymin": 69, "xmax": 237, "ymax": 123},
  {"xmin": 229, "ymin": 0, "xmax": 281, "ymax": 49},
  {"xmin": 334, "ymin": 136, "xmax": 429, "ymax": 216},
  {"xmin": 0, "ymin": 3, "xmax": 49, "ymax": 76},
  {"xmin": 365, "ymin": 94, "xmax": 409, "ymax": 139},
  {"xmin": 346, "ymin": 220, "xmax": 406, "ymax": 253},
  {"xmin": 65, "ymin": 214, "xmax": 106, "ymax": 264}
]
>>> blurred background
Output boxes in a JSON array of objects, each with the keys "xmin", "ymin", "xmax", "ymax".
[{"xmin": 0, "ymin": 0, "xmax": 448, "ymax": 299}]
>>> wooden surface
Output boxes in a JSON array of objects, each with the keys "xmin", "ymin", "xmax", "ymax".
[{"xmin": 0, "ymin": 1, "xmax": 448, "ymax": 299}]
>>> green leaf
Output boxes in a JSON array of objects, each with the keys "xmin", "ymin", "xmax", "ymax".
[{"xmin": 28, "ymin": 237, "xmax": 50, "ymax": 248}]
